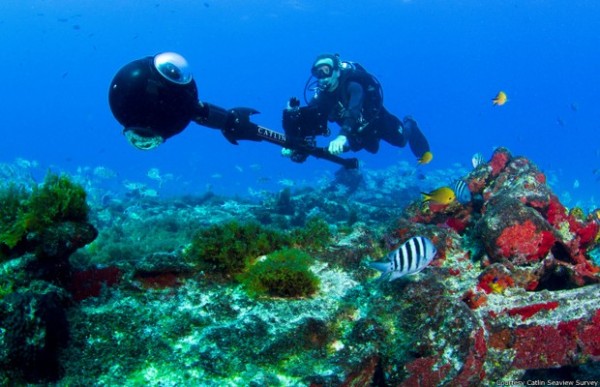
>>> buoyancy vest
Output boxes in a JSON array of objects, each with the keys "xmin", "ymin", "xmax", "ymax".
[{"xmin": 337, "ymin": 61, "xmax": 384, "ymax": 122}]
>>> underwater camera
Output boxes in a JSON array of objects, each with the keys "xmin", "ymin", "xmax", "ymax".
[{"xmin": 282, "ymin": 97, "xmax": 330, "ymax": 144}]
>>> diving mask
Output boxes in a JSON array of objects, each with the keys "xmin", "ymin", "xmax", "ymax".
[
  {"xmin": 311, "ymin": 55, "xmax": 341, "ymax": 92},
  {"xmin": 316, "ymin": 69, "xmax": 340, "ymax": 92}
]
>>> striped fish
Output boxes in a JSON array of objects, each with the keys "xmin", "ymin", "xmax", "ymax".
[
  {"xmin": 471, "ymin": 152, "xmax": 485, "ymax": 169},
  {"xmin": 452, "ymin": 179, "xmax": 472, "ymax": 204},
  {"xmin": 369, "ymin": 236, "xmax": 437, "ymax": 282}
]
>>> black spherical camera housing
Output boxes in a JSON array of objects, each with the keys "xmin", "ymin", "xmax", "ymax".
[{"xmin": 108, "ymin": 53, "xmax": 199, "ymax": 147}]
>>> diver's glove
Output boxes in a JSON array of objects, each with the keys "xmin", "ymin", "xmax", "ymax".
[
  {"xmin": 328, "ymin": 135, "xmax": 348, "ymax": 155},
  {"xmin": 281, "ymin": 148, "xmax": 293, "ymax": 157}
]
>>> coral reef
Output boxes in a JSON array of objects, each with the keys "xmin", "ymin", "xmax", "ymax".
[
  {"xmin": 0, "ymin": 285, "xmax": 71, "ymax": 383},
  {"xmin": 0, "ymin": 173, "xmax": 96, "ymax": 383},
  {"xmin": 2, "ymin": 150, "xmax": 600, "ymax": 385}
]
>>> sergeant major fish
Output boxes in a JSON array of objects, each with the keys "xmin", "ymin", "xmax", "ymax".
[
  {"xmin": 452, "ymin": 179, "xmax": 472, "ymax": 204},
  {"xmin": 471, "ymin": 152, "xmax": 485, "ymax": 169},
  {"xmin": 369, "ymin": 236, "xmax": 437, "ymax": 282}
]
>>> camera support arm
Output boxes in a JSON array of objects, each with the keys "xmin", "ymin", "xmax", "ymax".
[{"xmin": 192, "ymin": 102, "xmax": 359, "ymax": 169}]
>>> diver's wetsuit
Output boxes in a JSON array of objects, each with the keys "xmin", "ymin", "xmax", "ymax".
[{"xmin": 310, "ymin": 68, "xmax": 430, "ymax": 157}]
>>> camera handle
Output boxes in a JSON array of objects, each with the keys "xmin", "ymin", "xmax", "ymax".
[{"xmin": 193, "ymin": 104, "xmax": 358, "ymax": 169}]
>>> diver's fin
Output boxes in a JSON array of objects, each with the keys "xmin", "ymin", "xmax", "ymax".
[{"xmin": 403, "ymin": 116, "xmax": 430, "ymax": 158}]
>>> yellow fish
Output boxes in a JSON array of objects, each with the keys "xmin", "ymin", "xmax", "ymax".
[
  {"xmin": 492, "ymin": 91, "xmax": 508, "ymax": 106},
  {"xmin": 421, "ymin": 186, "xmax": 456, "ymax": 205},
  {"xmin": 418, "ymin": 151, "xmax": 433, "ymax": 165}
]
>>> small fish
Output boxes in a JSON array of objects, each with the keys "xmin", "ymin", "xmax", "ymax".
[
  {"xmin": 147, "ymin": 167, "xmax": 161, "ymax": 181},
  {"xmin": 418, "ymin": 151, "xmax": 433, "ymax": 165},
  {"xmin": 369, "ymin": 236, "xmax": 437, "ymax": 282},
  {"xmin": 492, "ymin": 91, "xmax": 508, "ymax": 106},
  {"xmin": 570, "ymin": 102, "xmax": 578, "ymax": 112},
  {"xmin": 471, "ymin": 152, "xmax": 485, "ymax": 169},
  {"xmin": 421, "ymin": 186, "xmax": 456, "ymax": 205},
  {"xmin": 452, "ymin": 179, "xmax": 472, "ymax": 204}
]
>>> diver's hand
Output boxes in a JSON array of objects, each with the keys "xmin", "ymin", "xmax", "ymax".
[
  {"xmin": 281, "ymin": 148, "xmax": 293, "ymax": 158},
  {"xmin": 328, "ymin": 135, "xmax": 348, "ymax": 155}
]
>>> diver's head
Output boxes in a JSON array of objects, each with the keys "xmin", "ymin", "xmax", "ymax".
[
  {"xmin": 311, "ymin": 53, "xmax": 341, "ymax": 92},
  {"xmin": 109, "ymin": 52, "xmax": 199, "ymax": 150}
]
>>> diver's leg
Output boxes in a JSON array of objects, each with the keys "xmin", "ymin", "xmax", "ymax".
[
  {"xmin": 402, "ymin": 116, "xmax": 430, "ymax": 158},
  {"xmin": 379, "ymin": 111, "xmax": 407, "ymax": 147}
]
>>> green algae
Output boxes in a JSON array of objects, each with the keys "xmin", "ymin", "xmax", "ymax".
[
  {"xmin": 289, "ymin": 217, "xmax": 332, "ymax": 253},
  {"xmin": 185, "ymin": 220, "xmax": 290, "ymax": 276},
  {"xmin": 239, "ymin": 248, "xmax": 320, "ymax": 298},
  {"xmin": 0, "ymin": 173, "xmax": 89, "ymax": 255}
]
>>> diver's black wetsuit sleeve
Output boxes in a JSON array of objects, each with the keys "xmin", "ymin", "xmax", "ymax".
[{"xmin": 339, "ymin": 81, "xmax": 364, "ymax": 136}]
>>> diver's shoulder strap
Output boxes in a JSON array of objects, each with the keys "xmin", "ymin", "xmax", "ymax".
[{"xmin": 339, "ymin": 61, "xmax": 384, "ymax": 113}]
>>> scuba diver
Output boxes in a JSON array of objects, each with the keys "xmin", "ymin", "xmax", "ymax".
[
  {"xmin": 284, "ymin": 53, "xmax": 433, "ymax": 164},
  {"xmin": 109, "ymin": 52, "xmax": 359, "ymax": 169}
]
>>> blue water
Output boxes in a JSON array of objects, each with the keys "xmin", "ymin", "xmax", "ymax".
[{"xmin": 1, "ymin": 1, "xmax": 599, "ymax": 207}]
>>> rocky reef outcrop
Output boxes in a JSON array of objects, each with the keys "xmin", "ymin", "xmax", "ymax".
[{"xmin": 1, "ymin": 150, "xmax": 599, "ymax": 385}]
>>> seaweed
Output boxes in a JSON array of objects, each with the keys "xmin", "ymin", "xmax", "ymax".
[
  {"xmin": 0, "ymin": 183, "xmax": 29, "ymax": 250},
  {"xmin": 290, "ymin": 217, "xmax": 332, "ymax": 253},
  {"xmin": 185, "ymin": 221, "xmax": 290, "ymax": 277},
  {"xmin": 238, "ymin": 248, "xmax": 320, "ymax": 298},
  {"xmin": 0, "ymin": 173, "xmax": 89, "ymax": 255}
]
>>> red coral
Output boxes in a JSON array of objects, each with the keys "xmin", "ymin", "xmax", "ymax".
[
  {"xmin": 446, "ymin": 217, "xmax": 468, "ymax": 233},
  {"xmin": 477, "ymin": 271, "xmax": 515, "ymax": 294},
  {"xmin": 341, "ymin": 356, "xmax": 380, "ymax": 386},
  {"xmin": 573, "ymin": 221, "xmax": 599, "ymax": 247},
  {"xmin": 488, "ymin": 329, "xmax": 512, "ymax": 350},
  {"xmin": 468, "ymin": 177, "xmax": 487, "ymax": 196},
  {"xmin": 70, "ymin": 266, "xmax": 122, "ymax": 302},
  {"xmin": 546, "ymin": 197, "xmax": 567, "ymax": 226},
  {"xmin": 498, "ymin": 310, "xmax": 600, "ymax": 370},
  {"xmin": 512, "ymin": 325, "xmax": 575, "ymax": 369},
  {"xmin": 490, "ymin": 150, "xmax": 510, "ymax": 176},
  {"xmin": 448, "ymin": 268, "xmax": 461, "ymax": 276},
  {"xmin": 580, "ymin": 310, "xmax": 600, "ymax": 357},
  {"xmin": 495, "ymin": 221, "xmax": 555, "ymax": 262},
  {"xmin": 557, "ymin": 319, "xmax": 581, "ymax": 338},
  {"xmin": 134, "ymin": 271, "xmax": 184, "ymax": 289},
  {"xmin": 525, "ymin": 280, "xmax": 539, "ymax": 291},
  {"xmin": 454, "ymin": 328, "xmax": 487, "ymax": 385},
  {"xmin": 506, "ymin": 301, "xmax": 560, "ymax": 321},
  {"xmin": 462, "ymin": 289, "xmax": 488, "ymax": 309},
  {"xmin": 535, "ymin": 173, "xmax": 546, "ymax": 184},
  {"xmin": 400, "ymin": 356, "xmax": 451, "ymax": 387}
]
